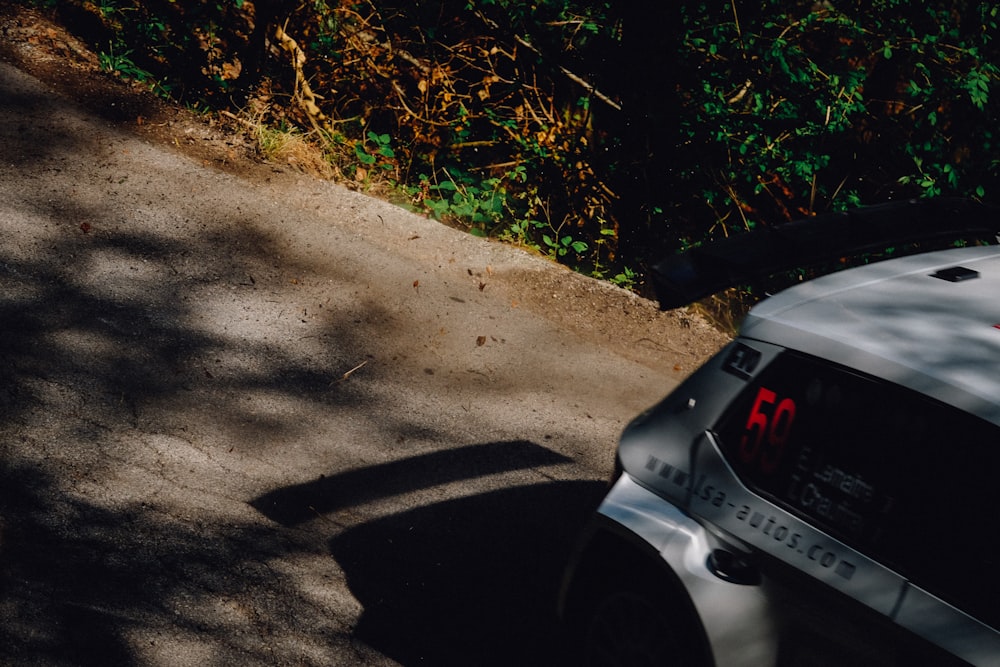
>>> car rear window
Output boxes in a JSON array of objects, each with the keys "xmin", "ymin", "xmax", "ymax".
[{"xmin": 714, "ymin": 350, "xmax": 1000, "ymax": 628}]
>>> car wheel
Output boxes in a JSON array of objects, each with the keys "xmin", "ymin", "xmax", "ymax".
[{"xmin": 584, "ymin": 587, "xmax": 687, "ymax": 667}]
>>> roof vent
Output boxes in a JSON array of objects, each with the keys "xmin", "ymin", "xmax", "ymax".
[{"xmin": 931, "ymin": 266, "xmax": 980, "ymax": 282}]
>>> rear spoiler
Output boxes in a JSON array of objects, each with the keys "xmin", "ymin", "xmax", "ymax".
[{"xmin": 651, "ymin": 198, "xmax": 1000, "ymax": 309}]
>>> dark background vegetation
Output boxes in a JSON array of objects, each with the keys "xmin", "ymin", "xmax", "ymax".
[{"xmin": 24, "ymin": 0, "xmax": 1000, "ymax": 294}]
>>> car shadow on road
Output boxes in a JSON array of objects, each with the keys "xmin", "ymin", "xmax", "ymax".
[{"xmin": 252, "ymin": 441, "xmax": 607, "ymax": 666}]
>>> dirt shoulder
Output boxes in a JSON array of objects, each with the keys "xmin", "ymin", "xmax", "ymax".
[{"xmin": 0, "ymin": 3, "xmax": 268, "ymax": 178}]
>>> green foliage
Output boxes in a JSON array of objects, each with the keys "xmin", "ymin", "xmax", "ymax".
[
  {"xmin": 542, "ymin": 232, "xmax": 588, "ymax": 257},
  {"xmin": 672, "ymin": 1, "xmax": 1000, "ymax": 245},
  {"xmin": 420, "ymin": 169, "xmax": 507, "ymax": 229},
  {"xmin": 97, "ymin": 40, "xmax": 172, "ymax": 97},
  {"xmin": 403, "ymin": 163, "xmax": 590, "ymax": 262},
  {"xmin": 465, "ymin": 0, "xmax": 617, "ymax": 54},
  {"xmin": 44, "ymin": 0, "xmax": 1000, "ymax": 292},
  {"xmin": 608, "ymin": 266, "xmax": 637, "ymax": 291},
  {"xmin": 354, "ymin": 131, "xmax": 396, "ymax": 171}
]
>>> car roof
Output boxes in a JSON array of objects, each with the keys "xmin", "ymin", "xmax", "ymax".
[{"xmin": 740, "ymin": 245, "xmax": 1000, "ymax": 426}]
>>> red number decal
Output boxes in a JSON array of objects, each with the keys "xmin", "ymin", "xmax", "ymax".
[
  {"xmin": 740, "ymin": 387, "xmax": 775, "ymax": 463},
  {"xmin": 740, "ymin": 386, "xmax": 797, "ymax": 474},
  {"xmin": 761, "ymin": 397, "xmax": 796, "ymax": 473}
]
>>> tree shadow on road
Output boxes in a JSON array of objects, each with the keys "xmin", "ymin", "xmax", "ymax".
[
  {"xmin": 0, "ymin": 180, "xmax": 381, "ymax": 664},
  {"xmin": 0, "ymin": 458, "xmax": 313, "ymax": 666},
  {"xmin": 0, "ymin": 58, "xmax": 615, "ymax": 665}
]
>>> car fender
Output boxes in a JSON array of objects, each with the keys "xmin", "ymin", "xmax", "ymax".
[{"xmin": 595, "ymin": 474, "xmax": 780, "ymax": 666}]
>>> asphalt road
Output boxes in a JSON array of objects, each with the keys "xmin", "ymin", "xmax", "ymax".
[{"xmin": 0, "ymin": 58, "xmax": 723, "ymax": 666}]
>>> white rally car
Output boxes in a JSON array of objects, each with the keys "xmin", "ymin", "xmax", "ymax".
[{"xmin": 559, "ymin": 200, "xmax": 1000, "ymax": 666}]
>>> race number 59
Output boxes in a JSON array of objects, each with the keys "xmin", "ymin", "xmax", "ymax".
[{"xmin": 740, "ymin": 386, "xmax": 796, "ymax": 473}]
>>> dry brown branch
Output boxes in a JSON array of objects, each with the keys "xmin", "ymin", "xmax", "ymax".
[
  {"xmin": 274, "ymin": 22, "xmax": 332, "ymax": 133},
  {"xmin": 512, "ymin": 35, "xmax": 621, "ymax": 112},
  {"xmin": 330, "ymin": 360, "xmax": 369, "ymax": 386},
  {"xmin": 392, "ymin": 80, "xmax": 456, "ymax": 127}
]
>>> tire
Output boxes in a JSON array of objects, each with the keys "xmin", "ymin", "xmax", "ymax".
[{"xmin": 583, "ymin": 586, "xmax": 691, "ymax": 667}]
